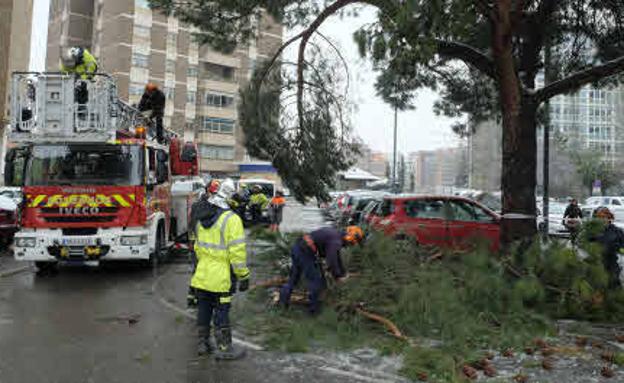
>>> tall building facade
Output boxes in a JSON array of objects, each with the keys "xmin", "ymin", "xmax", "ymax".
[
  {"xmin": 469, "ymin": 82, "xmax": 624, "ymax": 197},
  {"xmin": 1, "ymin": 0, "xmax": 34, "ymax": 123},
  {"xmin": 0, "ymin": 0, "xmax": 33, "ymax": 184},
  {"xmin": 46, "ymin": 0, "xmax": 283, "ymax": 177},
  {"xmin": 411, "ymin": 147, "xmax": 466, "ymax": 193}
]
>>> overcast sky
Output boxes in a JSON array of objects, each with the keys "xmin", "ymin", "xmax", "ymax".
[
  {"xmin": 307, "ymin": 6, "xmax": 462, "ymax": 154},
  {"xmin": 30, "ymin": 1, "xmax": 461, "ymax": 154}
]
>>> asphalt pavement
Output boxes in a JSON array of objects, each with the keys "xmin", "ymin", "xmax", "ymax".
[{"xmin": 0, "ymin": 202, "xmax": 406, "ymax": 383}]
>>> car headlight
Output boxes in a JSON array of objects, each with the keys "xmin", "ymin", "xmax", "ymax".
[
  {"xmin": 16, "ymin": 237, "xmax": 36, "ymax": 248},
  {"xmin": 121, "ymin": 235, "xmax": 148, "ymax": 246}
]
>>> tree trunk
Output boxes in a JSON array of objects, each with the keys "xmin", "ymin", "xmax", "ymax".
[
  {"xmin": 501, "ymin": 99, "xmax": 538, "ymax": 244},
  {"xmin": 493, "ymin": 0, "xmax": 538, "ymax": 246}
]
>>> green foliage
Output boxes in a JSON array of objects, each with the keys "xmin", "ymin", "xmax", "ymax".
[
  {"xmin": 569, "ymin": 150, "xmax": 621, "ymax": 195},
  {"xmin": 243, "ymin": 229, "xmax": 624, "ymax": 380}
]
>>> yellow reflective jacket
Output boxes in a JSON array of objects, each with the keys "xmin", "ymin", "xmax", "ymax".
[
  {"xmin": 250, "ymin": 193, "xmax": 269, "ymax": 209},
  {"xmin": 60, "ymin": 49, "xmax": 98, "ymax": 80},
  {"xmin": 191, "ymin": 210, "xmax": 249, "ymax": 293}
]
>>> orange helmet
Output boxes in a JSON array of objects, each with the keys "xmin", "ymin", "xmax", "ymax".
[
  {"xmin": 594, "ymin": 206, "xmax": 614, "ymax": 221},
  {"xmin": 145, "ymin": 82, "xmax": 158, "ymax": 92},
  {"xmin": 343, "ymin": 226, "xmax": 364, "ymax": 245}
]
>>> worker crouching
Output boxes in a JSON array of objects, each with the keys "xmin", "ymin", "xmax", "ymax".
[
  {"xmin": 191, "ymin": 179, "xmax": 249, "ymax": 359},
  {"xmin": 279, "ymin": 226, "xmax": 364, "ymax": 315}
]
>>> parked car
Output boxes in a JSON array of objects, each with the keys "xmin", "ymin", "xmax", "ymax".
[
  {"xmin": 359, "ymin": 199, "xmax": 382, "ymax": 232},
  {"xmin": 371, "ymin": 195, "xmax": 501, "ymax": 251},
  {"xmin": 582, "ymin": 196, "xmax": 624, "ymax": 221},
  {"xmin": 0, "ymin": 195, "xmax": 18, "ymax": 248},
  {"xmin": 0, "ymin": 186, "xmax": 22, "ymax": 205}
]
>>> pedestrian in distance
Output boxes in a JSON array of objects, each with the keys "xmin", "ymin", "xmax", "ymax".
[
  {"xmin": 591, "ymin": 207, "xmax": 624, "ymax": 289},
  {"xmin": 190, "ymin": 179, "xmax": 250, "ymax": 359},
  {"xmin": 563, "ymin": 198, "xmax": 583, "ymax": 243},
  {"xmin": 279, "ymin": 226, "xmax": 364, "ymax": 315},
  {"xmin": 268, "ymin": 190, "xmax": 286, "ymax": 232},
  {"xmin": 138, "ymin": 83, "xmax": 166, "ymax": 144}
]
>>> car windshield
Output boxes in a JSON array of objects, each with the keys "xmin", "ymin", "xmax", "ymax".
[
  {"xmin": 25, "ymin": 145, "xmax": 144, "ymax": 186},
  {"xmin": 549, "ymin": 204, "xmax": 565, "ymax": 215}
]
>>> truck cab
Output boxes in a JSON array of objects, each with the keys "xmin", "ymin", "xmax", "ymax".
[{"xmin": 6, "ymin": 72, "xmax": 197, "ymax": 271}]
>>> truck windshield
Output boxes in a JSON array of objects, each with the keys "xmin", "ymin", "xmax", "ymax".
[{"xmin": 25, "ymin": 145, "xmax": 144, "ymax": 186}]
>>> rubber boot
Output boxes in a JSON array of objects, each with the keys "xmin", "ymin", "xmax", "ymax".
[
  {"xmin": 214, "ymin": 327, "xmax": 246, "ymax": 360},
  {"xmin": 197, "ymin": 326, "xmax": 214, "ymax": 356}
]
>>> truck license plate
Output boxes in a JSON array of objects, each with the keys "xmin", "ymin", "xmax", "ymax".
[{"xmin": 62, "ymin": 238, "xmax": 95, "ymax": 246}]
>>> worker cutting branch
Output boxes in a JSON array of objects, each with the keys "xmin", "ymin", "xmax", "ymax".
[{"xmin": 279, "ymin": 226, "xmax": 364, "ymax": 315}]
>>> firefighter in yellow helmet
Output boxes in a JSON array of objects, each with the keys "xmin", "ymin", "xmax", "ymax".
[
  {"xmin": 191, "ymin": 178, "xmax": 249, "ymax": 359},
  {"xmin": 279, "ymin": 226, "xmax": 364, "ymax": 314}
]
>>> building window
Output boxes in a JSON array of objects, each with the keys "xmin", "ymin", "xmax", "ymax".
[
  {"xmin": 205, "ymin": 92, "xmax": 234, "ymax": 108},
  {"xmin": 131, "ymin": 52, "xmax": 149, "ymax": 68},
  {"xmin": 166, "ymin": 59, "xmax": 175, "ymax": 73},
  {"xmin": 201, "ymin": 117, "xmax": 234, "ymax": 134},
  {"xmin": 187, "ymin": 65, "xmax": 198, "ymax": 78},
  {"xmin": 203, "ymin": 62, "xmax": 236, "ymax": 82},
  {"xmin": 130, "ymin": 83, "xmax": 144, "ymax": 96},
  {"xmin": 199, "ymin": 145, "xmax": 235, "ymax": 160},
  {"xmin": 165, "ymin": 87, "xmax": 174, "ymax": 100},
  {"xmin": 187, "ymin": 91, "xmax": 196, "ymax": 104}
]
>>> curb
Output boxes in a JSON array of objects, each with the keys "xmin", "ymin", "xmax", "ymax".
[{"xmin": 0, "ymin": 265, "xmax": 31, "ymax": 278}]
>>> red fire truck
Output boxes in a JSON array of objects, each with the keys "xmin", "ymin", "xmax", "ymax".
[{"xmin": 6, "ymin": 72, "xmax": 198, "ymax": 272}]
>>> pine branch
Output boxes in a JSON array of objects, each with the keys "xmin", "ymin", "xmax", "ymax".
[
  {"xmin": 535, "ymin": 56, "xmax": 624, "ymax": 103},
  {"xmin": 436, "ymin": 40, "xmax": 497, "ymax": 79}
]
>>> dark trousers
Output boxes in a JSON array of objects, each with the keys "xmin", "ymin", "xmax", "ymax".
[
  {"xmin": 280, "ymin": 242, "xmax": 325, "ymax": 314},
  {"xmin": 197, "ymin": 289, "xmax": 231, "ymax": 331},
  {"xmin": 154, "ymin": 116, "xmax": 164, "ymax": 143},
  {"xmin": 250, "ymin": 205, "xmax": 262, "ymax": 225},
  {"xmin": 75, "ymin": 81, "xmax": 88, "ymax": 104}
]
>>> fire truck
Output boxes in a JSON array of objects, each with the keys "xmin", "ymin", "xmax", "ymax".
[{"xmin": 6, "ymin": 72, "xmax": 198, "ymax": 272}]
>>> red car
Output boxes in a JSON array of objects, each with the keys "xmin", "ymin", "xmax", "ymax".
[{"xmin": 371, "ymin": 195, "xmax": 501, "ymax": 251}]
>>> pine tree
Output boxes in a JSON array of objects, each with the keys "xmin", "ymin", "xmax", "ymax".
[{"xmin": 149, "ymin": 0, "xmax": 624, "ymax": 243}]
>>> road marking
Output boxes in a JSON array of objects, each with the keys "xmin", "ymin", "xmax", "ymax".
[
  {"xmin": 151, "ymin": 272, "xmax": 264, "ymax": 351},
  {"xmin": 0, "ymin": 265, "xmax": 31, "ymax": 278}
]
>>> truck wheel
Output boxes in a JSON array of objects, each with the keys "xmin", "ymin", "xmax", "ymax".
[{"xmin": 35, "ymin": 261, "xmax": 58, "ymax": 275}]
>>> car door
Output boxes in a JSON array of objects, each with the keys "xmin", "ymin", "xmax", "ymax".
[
  {"xmin": 400, "ymin": 198, "xmax": 449, "ymax": 247},
  {"xmin": 447, "ymin": 199, "xmax": 500, "ymax": 251}
]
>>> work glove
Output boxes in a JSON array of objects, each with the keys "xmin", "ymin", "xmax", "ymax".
[{"xmin": 238, "ymin": 278, "xmax": 250, "ymax": 292}]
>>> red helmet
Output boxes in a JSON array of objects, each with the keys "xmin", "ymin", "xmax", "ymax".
[{"xmin": 207, "ymin": 180, "xmax": 221, "ymax": 194}]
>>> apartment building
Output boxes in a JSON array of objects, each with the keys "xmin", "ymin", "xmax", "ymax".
[
  {"xmin": 1, "ymin": 0, "xmax": 33, "ymax": 123},
  {"xmin": 46, "ymin": 0, "xmax": 283, "ymax": 177}
]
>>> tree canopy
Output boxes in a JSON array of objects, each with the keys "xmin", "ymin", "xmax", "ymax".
[{"xmin": 149, "ymin": 0, "xmax": 624, "ymax": 241}]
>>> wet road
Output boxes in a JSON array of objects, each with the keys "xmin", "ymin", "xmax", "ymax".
[{"xmin": 0, "ymin": 203, "xmax": 405, "ymax": 383}]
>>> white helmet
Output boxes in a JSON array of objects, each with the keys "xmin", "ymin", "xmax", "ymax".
[
  {"xmin": 61, "ymin": 47, "xmax": 83, "ymax": 69},
  {"xmin": 208, "ymin": 178, "xmax": 236, "ymax": 209}
]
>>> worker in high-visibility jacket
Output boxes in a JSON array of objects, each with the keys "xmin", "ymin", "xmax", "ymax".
[
  {"xmin": 60, "ymin": 47, "xmax": 98, "ymax": 80},
  {"xmin": 191, "ymin": 178, "xmax": 250, "ymax": 360},
  {"xmin": 59, "ymin": 46, "xmax": 99, "ymax": 111},
  {"xmin": 249, "ymin": 185, "xmax": 269, "ymax": 225}
]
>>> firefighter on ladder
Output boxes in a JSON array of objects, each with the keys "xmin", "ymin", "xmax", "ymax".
[
  {"xmin": 59, "ymin": 46, "xmax": 99, "ymax": 117},
  {"xmin": 189, "ymin": 179, "xmax": 250, "ymax": 359}
]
